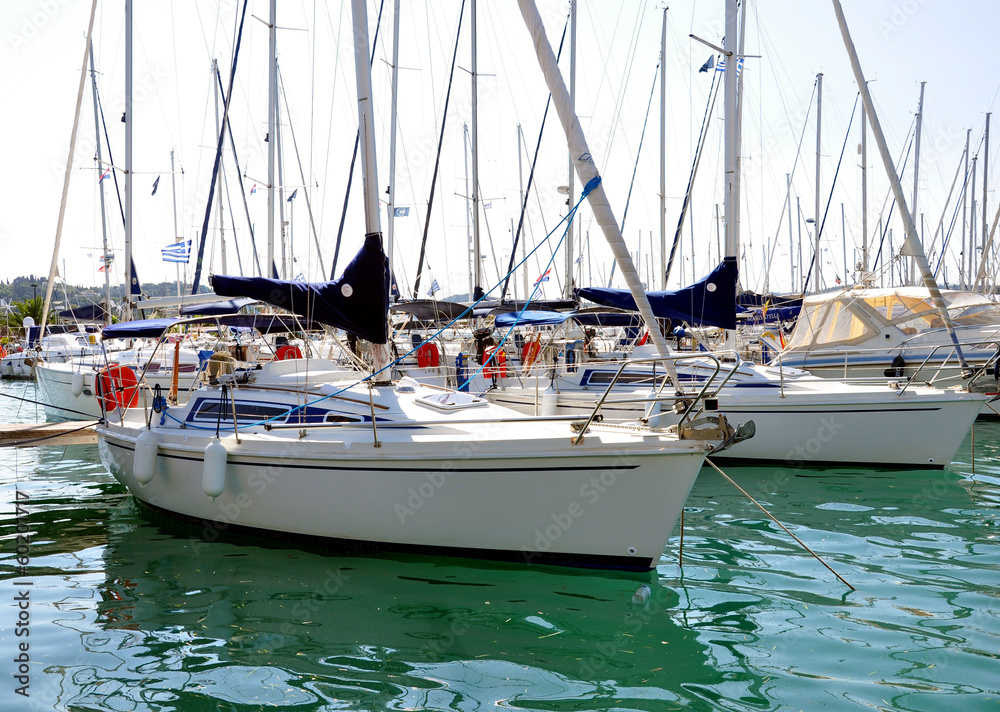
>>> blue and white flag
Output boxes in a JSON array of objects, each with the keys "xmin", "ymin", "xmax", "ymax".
[
  {"xmin": 716, "ymin": 57, "xmax": 744, "ymax": 76},
  {"xmin": 394, "ymin": 206, "xmax": 410, "ymax": 217},
  {"xmin": 698, "ymin": 56, "xmax": 714, "ymax": 73},
  {"xmin": 427, "ymin": 278, "xmax": 441, "ymax": 297},
  {"xmin": 161, "ymin": 239, "xmax": 192, "ymax": 264}
]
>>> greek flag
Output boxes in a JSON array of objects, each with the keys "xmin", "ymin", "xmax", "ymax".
[
  {"xmin": 161, "ymin": 239, "xmax": 192, "ymax": 264},
  {"xmin": 716, "ymin": 57, "xmax": 744, "ymax": 76},
  {"xmin": 427, "ymin": 278, "xmax": 440, "ymax": 297}
]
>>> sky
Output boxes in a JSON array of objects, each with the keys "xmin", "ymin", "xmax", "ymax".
[{"xmin": 2, "ymin": 0, "xmax": 1000, "ymax": 305}]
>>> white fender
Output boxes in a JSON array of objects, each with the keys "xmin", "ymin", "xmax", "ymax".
[
  {"xmin": 12, "ymin": 365, "xmax": 23, "ymax": 378},
  {"xmin": 202, "ymin": 438, "xmax": 228, "ymax": 498},
  {"xmin": 71, "ymin": 371, "xmax": 85, "ymax": 398},
  {"xmin": 2, "ymin": 363, "xmax": 12, "ymax": 377},
  {"xmin": 133, "ymin": 430, "xmax": 159, "ymax": 485}
]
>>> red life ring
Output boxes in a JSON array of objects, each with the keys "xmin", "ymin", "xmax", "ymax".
[
  {"xmin": 95, "ymin": 364, "xmax": 139, "ymax": 412},
  {"xmin": 276, "ymin": 345, "xmax": 303, "ymax": 360},
  {"xmin": 416, "ymin": 342, "xmax": 440, "ymax": 368}
]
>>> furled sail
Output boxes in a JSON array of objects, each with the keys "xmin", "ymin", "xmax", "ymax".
[{"xmin": 212, "ymin": 233, "xmax": 389, "ymax": 344}]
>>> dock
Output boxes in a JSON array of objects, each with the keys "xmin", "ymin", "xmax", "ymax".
[{"xmin": 0, "ymin": 420, "xmax": 100, "ymax": 448}]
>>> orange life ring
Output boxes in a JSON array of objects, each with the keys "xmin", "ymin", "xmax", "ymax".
[
  {"xmin": 95, "ymin": 364, "xmax": 139, "ymax": 412},
  {"xmin": 521, "ymin": 337, "xmax": 541, "ymax": 369},
  {"xmin": 276, "ymin": 345, "xmax": 303, "ymax": 360},
  {"xmin": 416, "ymin": 342, "xmax": 440, "ymax": 368},
  {"xmin": 482, "ymin": 346, "xmax": 507, "ymax": 379}
]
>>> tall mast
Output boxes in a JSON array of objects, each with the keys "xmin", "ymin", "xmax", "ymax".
[
  {"xmin": 124, "ymin": 0, "xmax": 134, "ymax": 320},
  {"xmin": 517, "ymin": 124, "xmax": 528, "ymax": 301},
  {"xmin": 564, "ymin": 0, "xmax": 577, "ymax": 299},
  {"xmin": 352, "ymin": 0, "xmax": 381, "ymax": 236},
  {"xmin": 464, "ymin": 123, "xmax": 473, "ymax": 299},
  {"xmin": 267, "ymin": 0, "xmax": 277, "ymax": 277},
  {"xmin": 796, "ymin": 197, "xmax": 803, "ymax": 291},
  {"xmin": 386, "ymin": 0, "xmax": 401, "ymax": 268},
  {"xmin": 723, "ymin": 0, "xmax": 738, "ymax": 260},
  {"xmin": 88, "ymin": 39, "xmax": 113, "ymax": 323},
  {"xmin": 962, "ymin": 128, "xmax": 970, "ymax": 288},
  {"xmin": 861, "ymin": 100, "xmax": 868, "ymax": 274},
  {"xmin": 831, "ymin": 0, "xmax": 969, "ymax": 372},
  {"xmin": 275, "ymin": 67, "xmax": 288, "ymax": 279},
  {"xmin": 659, "ymin": 7, "xmax": 667, "ymax": 289},
  {"xmin": 517, "ymin": 0, "xmax": 674, "ymax": 360},
  {"xmin": 471, "ymin": 0, "xmax": 482, "ymax": 299},
  {"xmin": 910, "ymin": 81, "xmax": 925, "ymax": 285},
  {"xmin": 786, "ymin": 173, "xmax": 793, "ymax": 290},
  {"xmin": 971, "ymin": 154, "xmax": 978, "ymax": 284},
  {"xmin": 733, "ymin": 0, "xmax": 748, "ymax": 274},
  {"xmin": 983, "ymin": 112, "xmax": 991, "ymax": 285},
  {"xmin": 212, "ymin": 58, "xmax": 227, "ymax": 274},
  {"xmin": 170, "ymin": 149, "xmax": 181, "ymax": 297},
  {"xmin": 813, "ymin": 72, "xmax": 822, "ymax": 293}
]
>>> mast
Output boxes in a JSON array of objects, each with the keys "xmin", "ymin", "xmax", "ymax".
[
  {"xmin": 564, "ymin": 0, "xmax": 577, "ymax": 299},
  {"xmin": 786, "ymin": 173, "xmax": 793, "ymax": 291},
  {"xmin": 841, "ymin": 202, "xmax": 846, "ymax": 285},
  {"xmin": 352, "ymin": 0, "xmax": 381, "ymax": 236},
  {"xmin": 463, "ymin": 123, "xmax": 473, "ymax": 299},
  {"xmin": 813, "ymin": 72, "xmax": 822, "ymax": 293},
  {"xmin": 386, "ymin": 0, "xmax": 401, "ymax": 267},
  {"xmin": 861, "ymin": 100, "xmax": 868, "ymax": 274},
  {"xmin": 517, "ymin": 124, "xmax": 528, "ymax": 301},
  {"xmin": 983, "ymin": 112, "xmax": 991, "ymax": 285},
  {"xmin": 971, "ymin": 154, "xmax": 978, "ymax": 284},
  {"xmin": 659, "ymin": 7, "xmax": 667, "ymax": 289},
  {"xmin": 471, "ymin": 0, "xmax": 482, "ymax": 299},
  {"xmin": 797, "ymin": 197, "xmax": 803, "ymax": 291},
  {"xmin": 170, "ymin": 149, "xmax": 181, "ymax": 297},
  {"xmin": 831, "ymin": 0, "xmax": 969, "ymax": 371},
  {"xmin": 517, "ymin": 0, "xmax": 673, "ymax": 359},
  {"xmin": 962, "ymin": 128, "xmax": 970, "ymax": 288},
  {"xmin": 723, "ymin": 0, "xmax": 738, "ymax": 260},
  {"xmin": 212, "ymin": 58, "xmax": 227, "ymax": 274},
  {"xmin": 88, "ymin": 39, "xmax": 113, "ymax": 323},
  {"xmin": 124, "ymin": 0, "xmax": 134, "ymax": 320},
  {"xmin": 733, "ymin": 0, "xmax": 748, "ymax": 275},
  {"xmin": 275, "ymin": 67, "xmax": 288, "ymax": 279},
  {"xmin": 910, "ymin": 81, "xmax": 925, "ymax": 285},
  {"xmin": 267, "ymin": 0, "xmax": 277, "ymax": 277}
]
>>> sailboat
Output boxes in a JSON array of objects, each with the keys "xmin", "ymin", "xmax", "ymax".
[{"xmin": 94, "ymin": 0, "xmax": 730, "ymax": 571}]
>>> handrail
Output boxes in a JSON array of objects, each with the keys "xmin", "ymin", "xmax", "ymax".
[
  {"xmin": 571, "ymin": 353, "xmax": 734, "ymax": 445},
  {"xmin": 898, "ymin": 340, "xmax": 1000, "ymax": 394}
]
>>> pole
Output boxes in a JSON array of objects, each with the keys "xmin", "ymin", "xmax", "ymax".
[
  {"xmin": 861, "ymin": 99, "xmax": 868, "ymax": 274},
  {"xmin": 267, "ymin": 0, "xmax": 277, "ymax": 277},
  {"xmin": 352, "ymin": 0, "xmax": 381, "ymax": 236},
  {"xmin": 275, "ymin": 71, "xmax": 288, "ymax": 279},
  {"xmin": 387, "ymin": 0, "xmax": 400, "ymax": 267},
  {"xmin": 841, "ymin": 202, "xmax": 847, "ymax": 286},
  {"xmin": 786, "ymin": 174, "xmax": 793, "ymax": 291},
  {"xmin": 170, "ymin": 150, "xmax": 181, "ymax": 297},
  {"xmin": 471, "ymin": 0, "xmax": 482, "ymax": 299},
  {"xmin": 517, "ymin": 124, "xmax": 528, "ymax": 301},
  {"xmin": 971, "ymin": 155, "xmax": 978, "ymax": 284},
  {"xmin": 659, "ymin": 6, "xmax": 667, "ymax": 290},
  {"xmin": 124, "ymin": 0, "xmax": 133, "ymax": 320},
  {"xmin": 564, "ymin": 0, "xmax": 577, "ymax": 299},
  {"xmin": 814, "ymin": 72, "xmax": 823, "ymax": 292},
  {"xmin": 212, "ymin": 59, "xmax": 227, "ymax": 274},
  {"xmin": 463, "ymin": 123, "xmax": 473, "ymax": 299},
  {"xmin": 831, "ymin": 0, "xmax": 969, "ymax": 371},
  {"xmin": 911, "ymin": 81, "xmax": 925, "ymax": 285},
  {"xmin": 88, "ymin": 38, "xmax": 113, "ymax": 323},
  {"xmin": 797, "ymin": 197, "xmax": 803, "ymax": 292},
  {"xmin": 983, "ymin": 113, "xmax": 991, "ymax": 286},
  {"xmin": 962, "ymin": 128, "xmax": 970, "ymax": 288},
  {"xmin": 723, "ymin": 0, "xmax": 738, "ymax": 259}
]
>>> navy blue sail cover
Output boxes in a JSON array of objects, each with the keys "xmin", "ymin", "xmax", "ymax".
[
  {"xmin": 577, "ymin": 257, "xmax": 738, "ymax": 330},
  {"xmin": 211, "ymin": 233, "xmax": 390, "ymax": 344}
]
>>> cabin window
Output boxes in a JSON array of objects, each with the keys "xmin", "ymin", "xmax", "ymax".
[{"xmin": 188, "ymin": 398, "xmax": 290, "ymax": 425}]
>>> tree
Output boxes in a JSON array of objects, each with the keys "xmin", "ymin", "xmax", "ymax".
[{"xmin": 11, "ymin": 297, "xmax": 54, "ymax": 333}]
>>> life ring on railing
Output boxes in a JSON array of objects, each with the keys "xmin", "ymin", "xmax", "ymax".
[
  {"xmin": 416, "ymin": 342, "xmax": 440, "ymax": 368},
  {"xmin": 483, "ymin": 346, "xmax": 507, "ymax": 379},
  {"xmin": 521, "ymin": 337, "xmax": 541, "ymax": 370},
  {"xmin": 276, "ymin": 345, "xmax": 303, "ymax": 360},
  {"xmin": 95, "ymin": 364, "xmax": 139, "ymax": 412}
]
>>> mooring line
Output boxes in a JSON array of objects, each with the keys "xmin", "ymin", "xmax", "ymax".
[{"xmin": 705, "ymin": 458, "xmax": 856, "ymax": 592}]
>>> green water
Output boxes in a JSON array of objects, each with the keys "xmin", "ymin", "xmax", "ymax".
[{"xmin": 1, "ymin": 380, "xmax": 999, "ymax": 711}]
